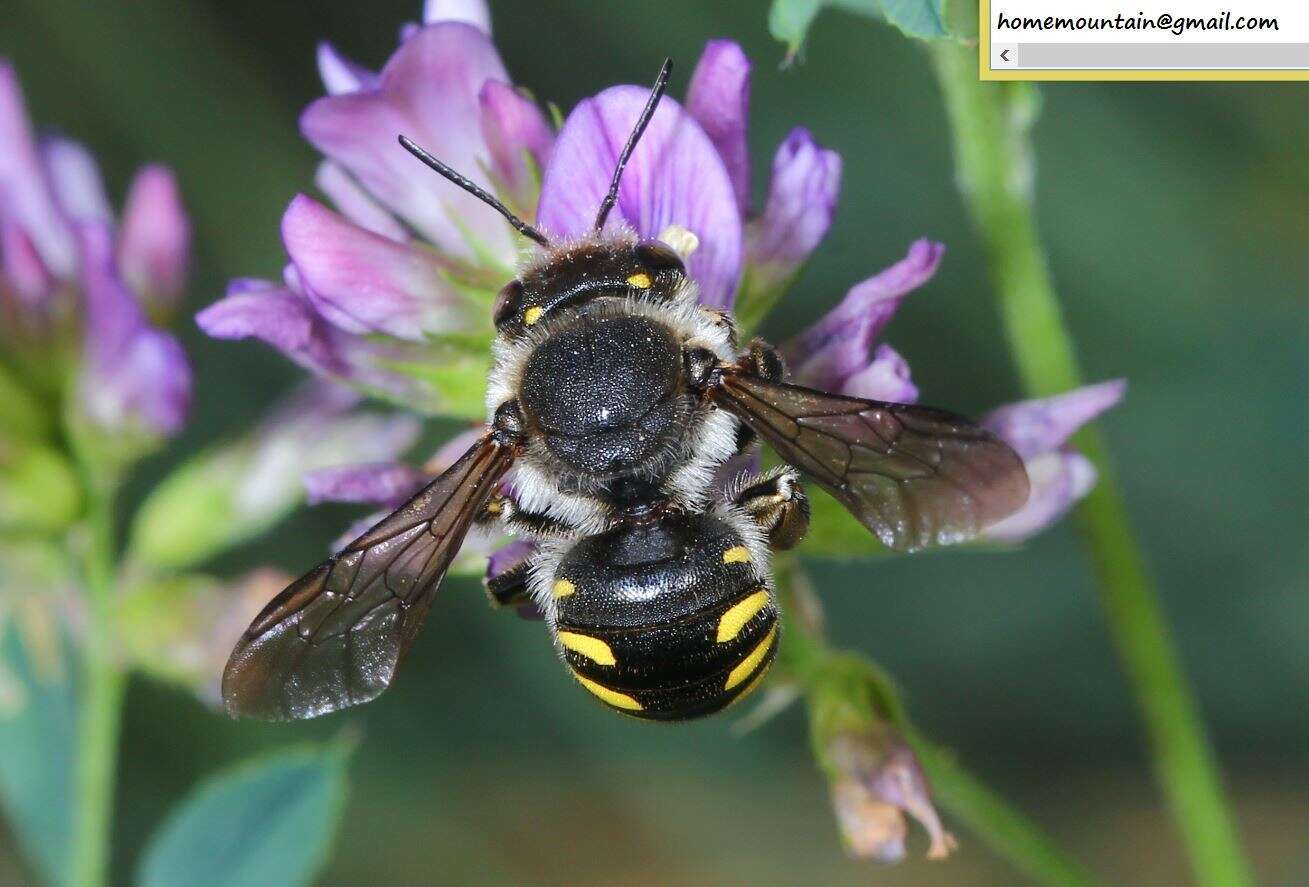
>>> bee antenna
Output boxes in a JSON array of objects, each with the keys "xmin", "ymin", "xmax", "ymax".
[
  {"xmin": 397, "ymin": 135, "xmax": 550, "ymax": 247},
  {"xmin": 593, "ymin": 57, "xmax": 673, "ymax": 232}
]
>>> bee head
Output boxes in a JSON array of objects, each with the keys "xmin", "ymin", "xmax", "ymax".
[{"xmin": 492, "ymin": 236, "xmax": 686, "ymax": 333}]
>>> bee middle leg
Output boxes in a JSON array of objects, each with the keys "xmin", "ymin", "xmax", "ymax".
[
  {"xmin": 485, "ymin": 558, "xmax": 533, "ymax": 608},
  {"xmin": 732, "ymin": 466, "xmax": 810, "ymax": 551}
]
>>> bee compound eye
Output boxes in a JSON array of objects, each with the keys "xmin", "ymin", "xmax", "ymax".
[
  {"xmin": 635, "ymin": 240, "xmax": 685, "ymax": 276},
  {"xmin": 493, "ymin": 279, "xmax": 524, "ymax": 326}
]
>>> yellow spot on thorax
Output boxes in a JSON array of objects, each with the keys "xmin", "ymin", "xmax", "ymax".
[
  {"xmin": 716, "ymin": 589, "xmax": 770, "ymax": 643},
  {"xmin": 558, "ymin": 631, "xmax": 616, "ymax": 665},
  {"xmin": 573, "ymin": 672, "xmax": 642, "ymax": 710},
  {"xmin": 725, "ymin": 625, "xmax": 777, "ymax": 690},
  {"xmin": 523, "ymin": 306, "xmax": 544, "ymax": 325},
  {"xmin": 552, "ymin": 578, "xmax": 575, "ymax": 598},
  {"xmin": 626, "ymin": 272, "xmax": 652, "ymax": 289},
  {"xmin": 722, "ymin": 545, "xmax": 751, "ymax": 564}
]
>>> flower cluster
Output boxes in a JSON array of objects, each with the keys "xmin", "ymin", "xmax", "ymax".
[
  {"xmin": 0, "ymin": 62, "xmax": 191, "ymax": 471},
  {"xmin": 0, "ymin": 62, "xmax": 420, "ymax": 708},
  {"xmin": 194, "ymin": 0, "xmax": 1124, "ymax": 861}
]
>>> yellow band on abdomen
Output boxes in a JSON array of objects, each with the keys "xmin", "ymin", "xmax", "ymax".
[
  {"xmin": 558, "ymin": 631, "xmax": 616, "ymax": 666},
  {"xmin": 716, "ymin": 589, "xmax": 770, "ymax": 643},
  {"xmin": 573, "ymin": 672, "xmax": 642, "ymax": 710},
  {"xmin": 725, "ymin": 625, "xmax": 777, "ymax": 690}
]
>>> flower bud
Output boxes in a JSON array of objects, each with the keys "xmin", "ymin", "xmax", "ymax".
[
  {"xmin": 825, "ymin": 730, "xmax": 956, "ymax": 862},
  {"xmin": 0, "ymin": 439, "xmax": 81, "ymax": 533},
  {"xmin": 118, "ymin": 568, "xmax": 291, "ymax": 707},
  {"xmin": 117, "ymin": 165, "xmax": 190, "ymax": 322},
  {"xmin": 737, "ymin": 129, "xmax": 841, "ymax": 328},
  {"xmin": 128, "ymin": 382, "xmax": 418, "ymax": 569},
  {"xmin": 982, "ymin": 380, "xmax": 1126, "ymax": 542}
]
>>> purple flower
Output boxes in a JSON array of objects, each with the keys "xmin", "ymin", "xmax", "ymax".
[
  {"xmin": 0, "ymin": 61, "xmax": 193, "ymax": 447},
  {"xmin": 537, "ymin": 85, "xmax": 743, "ymax": 307},
  {"xmin": 742, "ymin": 128, "xmax": 842, "ymax": 313},
  {"xmin": 76, "ymin": 223, "xmax": 191, "ymax": 440},
  {"xmin": 982, "ymin": 380, "xmax": 1127, "ymax": 542},
  {"xmin": 538, "ymin": 40, "xmax": 840, "ymax": 312},
  {"xmin": 202, "ymin": 18, "xmax": 847, "ymax": 399},
  {"xmin": 783, "ymin": 239, "xmax": 942, "ymax": 398},
  {"xmin": 201, "ymin": 5, "xmax": 1123, "ymax": 555},
  {"xmin": 826, "ymin": 730, "xmax": 956, "ymax": 862},
  {"xmin": 117, "ymin": 165, "xmax": 190, "ymax": 321},
  {"xmin": 783, "ymin": 242, "xmax": 1125, "ymax": 541},
  {"xmin": 202, "ymin": 3, "xmax": 553, "ymax": 404}
]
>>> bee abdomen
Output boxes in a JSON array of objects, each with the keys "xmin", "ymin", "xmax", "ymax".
[{"xmin": 556, "ymin": 585, "xmax": 779, "ymax": 721}]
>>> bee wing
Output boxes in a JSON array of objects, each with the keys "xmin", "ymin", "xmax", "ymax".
[
  {"xmin": 222, "ymin": 435, "xmax": 513, "ymax": 720},
  {"xmin": 713, "ymin": 370, "xmax": 1030, "ymax": 552}
]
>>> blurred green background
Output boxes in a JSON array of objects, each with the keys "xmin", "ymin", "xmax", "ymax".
[{"xmin": 4, "ymin": 0, "xmax": 1308, "ymax": 884}]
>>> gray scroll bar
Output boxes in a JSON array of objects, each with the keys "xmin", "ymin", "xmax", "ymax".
[{"xmin": 1017, "ymin": 42, "xmax": 1309, "ymax": 69}]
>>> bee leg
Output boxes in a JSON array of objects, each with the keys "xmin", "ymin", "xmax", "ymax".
[
  {"xmin": 733, "ymin": 466, "xmax": 810, "ymax": 551},
  {"xmin": 499, "ymin": 498, "xmax": 580, "ymax": 540},
  {"xmin": 485, "ymin": 558, "xmax": 533, "ymax": 608},
  {"xmin": 697, "ymin": 305, "xmax": 739, "ymax": 351}
]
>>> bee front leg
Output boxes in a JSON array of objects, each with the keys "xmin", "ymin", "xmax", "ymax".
[{"xmin": 732, "ymin": 466, "xmax": 811, "ymax": 551}]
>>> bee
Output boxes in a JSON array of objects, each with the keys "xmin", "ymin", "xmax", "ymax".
[{"xmin": 222, "ymin": 60, "xmax": 1030, "ymax": 722}]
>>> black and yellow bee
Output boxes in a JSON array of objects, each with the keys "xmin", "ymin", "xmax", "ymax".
[{"xmin": 222, "ymin": 61, "xmax": 1029, "ymax": 723}]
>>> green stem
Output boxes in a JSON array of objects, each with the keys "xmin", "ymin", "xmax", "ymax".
[
  {"xmin": 930, "ymin": 37, "xmax": 1250, "ymax": 887},
  {"xmin": 910, "ymin": 738, "xmax": 1097, "ymax": 887},
  {"xmin": 68, "ymin": 485, "xmax": 125, "ymax": 887},
  {"xmin": 778, "ymin": 560, "xmax": 1098, "ymax": 885}
]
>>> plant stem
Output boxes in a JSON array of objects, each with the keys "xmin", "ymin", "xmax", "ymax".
[
  {"xmin": 929, "ymin": 37, "xmax": 1251, "ymax": 887},
  {"xmin": 777, "ymin": 561, "xmax": 1098, "ymax": 885},
  {"xmin": 68, "ymin": 484, "xmax": 125, "ymax": 887}
]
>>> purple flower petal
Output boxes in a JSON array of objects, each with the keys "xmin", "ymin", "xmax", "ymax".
[
  {"xmin": 982, "ymin": 379, "xmax": 1127, "ymax": 460},
  {"xmin": 197, "ymin": 280, "xmax": 435, "ymax": 405},
  {"xmin": 300, "ymin": 24, "xmax": 515, "ymax": 263},
  {"xmin": 1, "ymin": 215, "xmax": 53, "ymax": 304},
  {"xmin": 746, "ymin": 128, "xmax": 841, "ymax": 289},
  {"xmin": 423, "ymin": 0, "xmax": 492, "ymax": 33},
  {"xmin": 685, "ymin": 40, "xmax": 751, "ymax": 215},
  {"xmin": 198, "ymin": 279, "xmax": 339, "ymax": 370},
  {"xmin": 423, "ymin": 426, "xmax": 485, "ymax": 473},
  {"xmin": 304, "ymin": 461, "xmax": 427, "ymax": 506},
  {"xmin": 42, "ymin": 137, "xmax": 113, "ymax": 225},
  {"xmin": 478, "ymin": 80, "xmax": 553, "ymax": 211},
  {"xmin": 985, "ymin": 450, "xmax": 1096, "ymax": 543},
  {"xmin": 486, "ymin": 538, "xmax": 535, "ymax": 580},
  {"xmin": 839, "ymin": 343, "xmax": 919, "ymax": 404},
  {"xmin": 537, "ymin": 86, "xmax": 743, "ymax": 307},
  {"xmin": 0, "ymin": 64, "xmax": 74, "ymax": 275},
  {"xmin": 828, "ymin": 731, "xmax": 956, "ymax": 863},
  {"xmin": 117, "ymin": 165, "xmax": 190, "ymax": 315},
  {"xmin": 316, "ymin": 42, "xmax": 378, "ymax": 96},
  {"xmin": 314, "ymin": 161, "xmax": 408, "ymax": 242},
  {"xmin": 281, "ymin": 194, "xmax": 473, "ymax": 341},
  {"xmin": 77, "ymin": 223, "xmax": 191, "ymax": 437},
  {"xmin": 783, "ymin": 239, "xmax": 943, "ymax": 391}
]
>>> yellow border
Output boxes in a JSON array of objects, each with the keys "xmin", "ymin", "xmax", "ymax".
[{"xmin": 978, "ymin": 0, "xmax": 1309, "ymax": 80}]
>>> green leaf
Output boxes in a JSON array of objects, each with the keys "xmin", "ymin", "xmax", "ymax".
[
  {"xmin": 0, "ymin": 619, "xmax": 76, "ymax": 885},
  {"xmin": 138, "ymin": 743, "xmax": 352, "ymax": 887},
  {"xmin": 768, "ymin": 0, "xmax": 949, "ymax": 56},
  {"xmin": 878, "ymin": 0, "xmax": 949, "ymax": 39}
]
